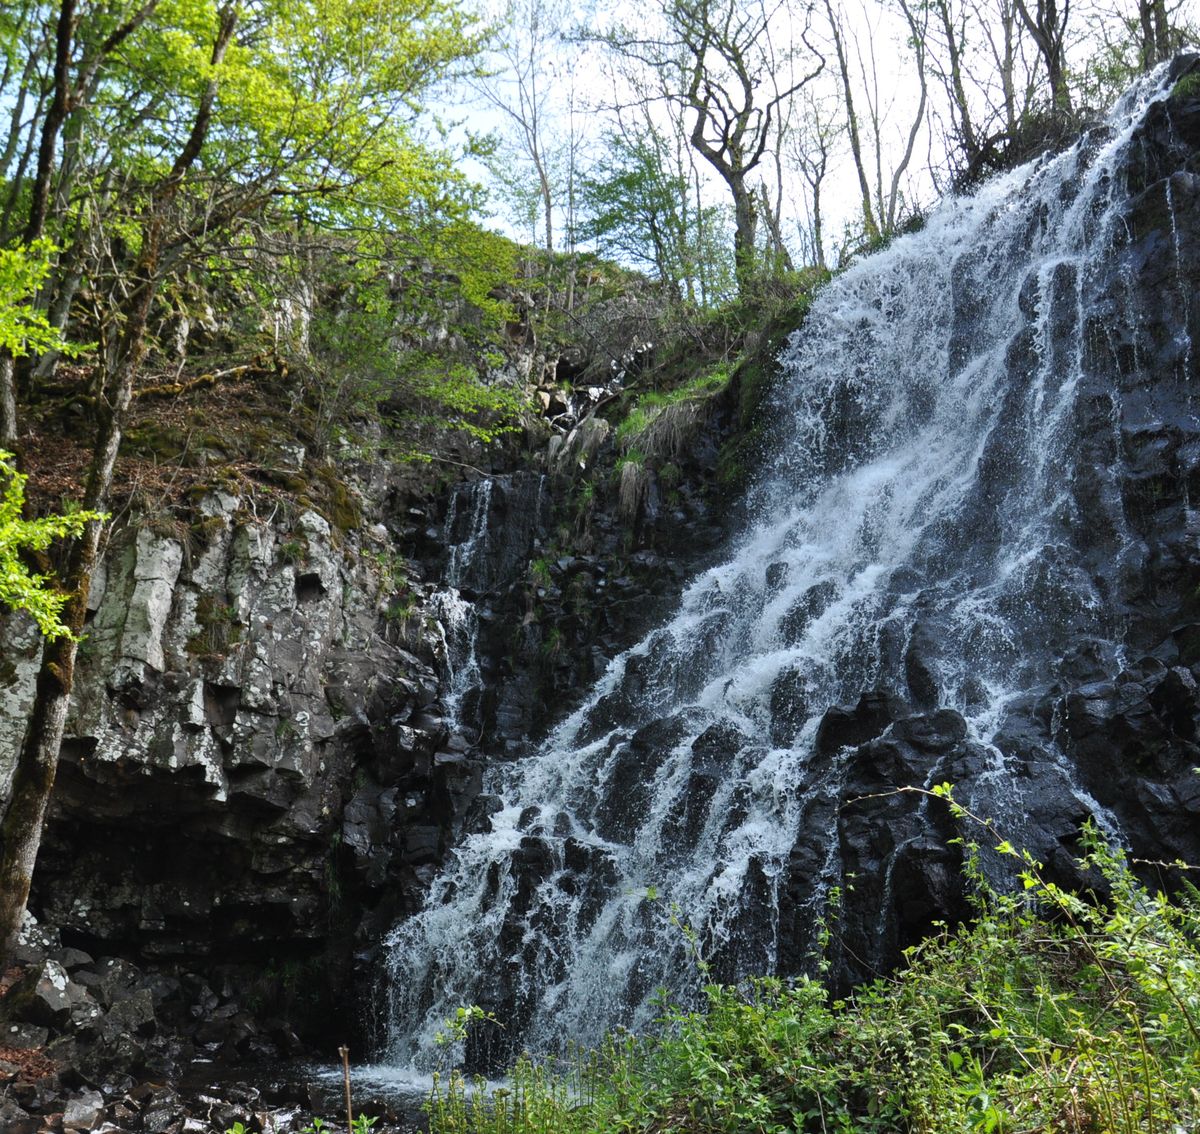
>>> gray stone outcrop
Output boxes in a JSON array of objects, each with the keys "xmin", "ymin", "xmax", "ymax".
[{"xmin": 0, "ymin": 488, "xmax": 463, "ymax": 978}]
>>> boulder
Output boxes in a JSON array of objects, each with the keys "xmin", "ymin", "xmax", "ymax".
[
  {"xmin": 0, "ymin": 961, "xmax": 75, "ymax": 1030},
  {"xmin": 62, "ymin": 1088, "xmax": 105, "ymax": 1132}
]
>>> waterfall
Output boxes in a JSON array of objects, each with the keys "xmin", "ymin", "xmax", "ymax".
[
  {"xmin": 431, "ymin": 480, "xmax": 492, "ymax": 738},
  {"xmin": 431, "ymin": 473, "xmax": 549, "ymax": 738},
  {"xmin": 384, "ymin": 71, "xmax": 1195, "ymax": 1072},
  {"xmin": 444, "ymin": 478, "xmax": 495, "ymax": 590}
]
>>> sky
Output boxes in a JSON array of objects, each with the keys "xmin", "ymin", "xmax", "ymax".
[
  {"xmin": 433, "ymin": 0, "xmax": 1196, "ymax": 274},
  {"xmin": 435, "ymin": 0, "xmax": 967, "ymax": 267}
]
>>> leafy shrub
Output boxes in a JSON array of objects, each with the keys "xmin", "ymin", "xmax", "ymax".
[
  {"xmin": 426, "ymin": 798, "xmax": 1200, "ymax": 1134},
  {"xmin": 0, "ymin": 450, "xmax": 105, "ymax": 639}
]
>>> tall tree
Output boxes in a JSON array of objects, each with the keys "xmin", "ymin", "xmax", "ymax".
[
  {"xmin": 820, "ymin": 0, "xmax": 927, "ymax": 248},
  {"xmin": 1015, "ymin": 0, "xmax": 1071, "ymax": 115},
  {"xmin": 1137, "ymin": 1, "xmax": 1173, "ymax": 71},
  {"xmin": 822, "ymin": 0, "xmax": 879, "ymax": 243},
  {"xmin": 0, "ymin": 0, "xmax": 239, "ymax": 960},
  {"xmin": 474, "ymin": 0, "xmax": 586, "ymax": 253},
  {"xmin": 580, "ymin": 116, "xmax": 733, "ymax": 302},
  {"xmin": 602, "ymin": 0, "xmax": 823, "ymax": 296},
  {"xmin": 787, "ymin": 88, "xmax": 842, "ymax": 269},
  {"xmin": 0, "ymin": 0, "xmax": 163, "ymax": 446},
  {"xmin": 0, "ymin": 0, "xmax": 486, "ymax": 963}
]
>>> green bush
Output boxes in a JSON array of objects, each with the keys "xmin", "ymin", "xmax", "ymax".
[
  {"xmin": 426, "ymin": 800, "xmax": 1200, "ymax": 1134},
  {"xmin": 614, "ymin": 364, "xmax": 732, "ymax": 451}
]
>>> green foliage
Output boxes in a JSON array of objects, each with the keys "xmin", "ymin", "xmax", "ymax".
[
  {"xmin": 66, "ymin": 0, "xmax": 486, "ymax": 230},
  {"xmin": 0, "ymin": 241, "xmax": 69, "ymax": 358},
  {"xmin": 402, "ymin": 356, "xmax": 527, "ymax": 447},
  {"xmin": 541, "ymin": 625, "xmax": 563, "ymax": 658},
  {"xmin": 278, "ymin": 538, "xmax": 307, "ymax": 565},
  {"xmin": 1173, "ymin": 72, "xmax": 1200, "ymax": 100},
  {"xmin": 425, "ymin": 807, "xmax": 1200, "ymax": 1134},
  {"xmin": 437, "ymin": 1003, "xmax": 498, "ymax": 1049},
  {"xmin": 0, "ymin": 452, "xmax": 105, "ymax": 639},
  {"xmin": 529, "ymin": 557, "xmax": 553, "ymax": 588},
  {"xmin": 185, "ymin": 593, "xmax": 241, "ymax": 656},
  {"xmin": 305, "ymin": 252, "xmax": 528, "ymax": 459},
  {"xmin": 579, "ymin": 127, "xmax": 735, "ymax": 306}
]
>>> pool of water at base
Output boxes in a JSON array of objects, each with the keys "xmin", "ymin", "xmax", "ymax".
[{"xmin": 181, "ymin": 1058, "xmax": 439, "ymax": 1132}]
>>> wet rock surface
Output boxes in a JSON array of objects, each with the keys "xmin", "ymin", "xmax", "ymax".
[{"xmin": 777, "ymin": 69, "xmax": 1200, "ymax": 988}]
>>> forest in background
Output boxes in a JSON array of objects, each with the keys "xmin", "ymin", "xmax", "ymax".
[{"xmin": 464, "ymin": 0, "xmax": 1195, "ymax": 295}]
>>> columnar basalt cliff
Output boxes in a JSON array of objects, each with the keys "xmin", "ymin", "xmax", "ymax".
[
  {"xmin": 0, "ymin": 270, "xmax": 750, "ymax": 1097},
  {"xmin": 1, "ymin": 490, "xmax": 464, "ymax": 1039}
]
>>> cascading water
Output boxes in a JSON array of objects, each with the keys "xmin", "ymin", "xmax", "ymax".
[
  {"xmin": 384, "ymin": 70, "xmax": 1199, "ymax": 1071},
  {"xmin": 430, "ymin": 481, "xmax": 492, "ymax": 737},
  {"xmin": 444, "ymin": 478, "xmax": 495, "ymax": 588},
  {"xmin": 431, "ymin": 473, "xmax": 548, "ymax": 738}
]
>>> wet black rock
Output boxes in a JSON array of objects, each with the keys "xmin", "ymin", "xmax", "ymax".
[{"xmin": 814, "ymin": 691, "xmax": 905, "ymax": 757}]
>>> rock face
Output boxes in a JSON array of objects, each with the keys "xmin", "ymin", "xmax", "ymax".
[
  {"xmin": 441, "ymin": 393, "xmax": 740, "ymax": 763},
  {"xmin": 779, "ymin": 66, "xmax": 1200, "ymax": 985},
  {"xmin": 0, "ymin": 268, "xmax": 747, "ymax": 1071},
  {"xmin": 773, "ymin": 68, "xmax": 1200, "ymax": 984},
  {"xmin": 0, "ymin": 484, "xmax": 482, "ymax": 1041}
]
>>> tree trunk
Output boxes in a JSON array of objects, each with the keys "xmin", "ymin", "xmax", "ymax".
[
  {"xmin": 0, "ymin": 522, "xmax": 95, "ymax": 958},
  {"xmin": 1140, "ymin": 1, "xmax": 1157, "ymax": 70},
  {"xmin": 823, "ymin": 0, "xmax": 880, "ymax": 244},
  {"xmin": 1000, "ymin": 1, "xmax": 1017, "ymax": 136},
  {"xmin": 0, "ymin": 3, "xmax": 237, "ymax": 967},
  {"xmin": 934, "ymin": 0, "xmax": 978, "ymax": 167},
  {"xmin": 539, "ymin": 163, "xmax": 553, "ymax": 253},
  {"xmin": 1139, "ymin": 0, "xmax": 1171, "ymax": 69},
  {"xmin": 758, "ymin": 183, "xmax": 793, "ymax": 275},
  {"xmin": 1015, "ymin": 0, "xmax": 1070, "ymax": 118},
  {"xmin": 0, "ymin": 0, "xmax": 78, "ymax": 455},
  {"xmin": 731, "ymin": 173, "xmax": 758, "ymax": 296},
  {"xmin": 24, "ymin": 0, "xmax": 76, "ymax": 245},
  {"xmin": 0, "ymin": 294, "xmax": 147, "ymax": 959},
  {"xmin": 0, "ymin": 355, "xmax": 16, "ymax": 448},
  {"xmin": 1153, "ymin": 0, "xmax": 1169, "ymax": 62}
]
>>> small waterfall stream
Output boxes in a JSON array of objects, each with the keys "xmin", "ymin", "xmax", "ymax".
[
  {"xmin": 384, "ymin": 71, "xmax": 1196, "ymax": 1072},
  {"xmin": 430, "ymin": 473, "xmax": 549, "ymax": 741},
  {"xmin": 430, "ymin": 481, "xmax": 492, "ymax": 739}
]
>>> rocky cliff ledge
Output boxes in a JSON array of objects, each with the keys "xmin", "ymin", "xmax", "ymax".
[{"xmin": 1, "ymin": 482, "xmax": 461, "ymax": 1037}]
